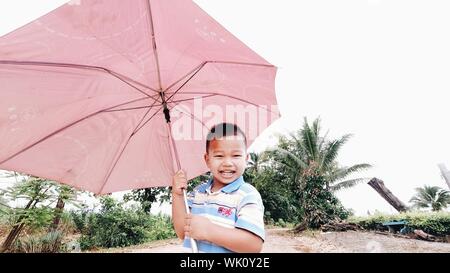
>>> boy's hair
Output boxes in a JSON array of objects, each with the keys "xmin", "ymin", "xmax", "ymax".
[{"xmin": 206, "ymin": 123, "xmax": 247, "ymax": 153}]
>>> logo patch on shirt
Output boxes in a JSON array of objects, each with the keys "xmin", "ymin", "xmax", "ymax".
[{"xmin": 217, "ymin": 206, "xmax": 233, "ymax": 217}]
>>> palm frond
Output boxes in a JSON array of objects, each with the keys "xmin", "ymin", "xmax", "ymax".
[
  {"xmin": 319, "ymin": 134, "xmax": 352, "ymax": 170},
  {"xmin": 328, "ymin": 163, "xmax": 372, "ymax": 183},
  {"xmin": 409, "ymin": 185, "xmax": 450, "ymax": 211},
  {"xmin": 301, "ymin": 117, "xmax": 319, "ymax": 162},
  {"xmin": 329, "ymin": 178, "xmax": 369, "ymax": 192},
  {"xmin": 267, "ymin": 147, "xmax": 308, "ymax": 170}
]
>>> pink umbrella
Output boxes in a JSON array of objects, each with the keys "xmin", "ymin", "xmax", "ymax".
[{"xmin": 0, "ymin": 0, "xmax": 279, "ymax": 251}]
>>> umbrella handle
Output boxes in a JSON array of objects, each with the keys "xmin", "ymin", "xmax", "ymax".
[{"xmin": 183, "ymin": 189, "xmax": 199, "ymax": 253}]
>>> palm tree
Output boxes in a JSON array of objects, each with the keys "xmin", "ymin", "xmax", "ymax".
[
  {"xmin": 247, "ymin": 152, "xmax": 270, "ymax": 175},
  {"xmin": 409, "ymin": 185, "xmax": 450, "ymax": 211},
  {"xmin": 269, "ymin": 117, "xmax": 371, "ymax": 191},
  {"xmin": 326, "ymin": 162, "xmax": 372, "ymax": 192},
  {"xmin": 247, "ymin": 152, "xmax": 261, "ymax": 174}
]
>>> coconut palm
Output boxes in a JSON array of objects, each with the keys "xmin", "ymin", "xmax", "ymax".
[
  {"xmin": 268, "ymin": 117, "xmax": 371, "ymax": 191},
  {"xmin": 409, "ymin": 185, "xmax": 450, "ymax": 211},
  {"xmin": 247, "ymin": 152, "xmax": 270, "ymax": 175}
]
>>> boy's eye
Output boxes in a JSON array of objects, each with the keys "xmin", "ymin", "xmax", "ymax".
[
  {"xmin": 214, "ymin": 155, "xmax": 223, "ymax": 158},
  {"xmin": 233, "ymin": 155, "xmax": 242, "ymax": 157}
]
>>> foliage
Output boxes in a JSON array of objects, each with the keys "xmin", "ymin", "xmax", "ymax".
[
  {"xmin": 249, "ymin": 167, "xmax": 299, "ymax": 223},
  {"xmin": 247, "ymin": 118, "xmax": 364, "ymax": 228},
  {"xmin": 123, "ymin": 187, "xmax": 169, "ymax": 213},
  {"xmin": 146, "ymin": 213, "xmax": 177, "ymax": 241},
  {"xmin": 78, "ymin": 196, "xmax": 176, "ymax": 250},
  {"xmin": 349, "ymin": 211, "xmax": 450, "ymax": 236},
  {"xmin": 267, "ymin": 117, "xmax": 371, "ymax": 192},
  {"xmin": 1, "ymin": 177, "xmax": 57, "ymax": 231},
  {"xmin": 123, "ymin": 174, "xmax": 209, "ymax": 212},
  {"xmin": 296, "ymin": 166, "xmax": 351, "ymax": 228},
  {"xmin": 70, "ymin": 208, "xmax": 91, "ymax": 234},
  {"xmin": 1, "ymin": 174, "xmax": 82, "ymax": 231},
  {"xmin": 11, "ymin": 230, "xmax": 66, "ymax": 253},
  {"xmin": 409, "ymin": 185, "xmax": 450, "ymax": 211}
]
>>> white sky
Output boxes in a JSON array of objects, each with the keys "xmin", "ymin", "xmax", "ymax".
[{"xmin": 1, "ymin": 0, "xmax": 450, "ymax": 216}]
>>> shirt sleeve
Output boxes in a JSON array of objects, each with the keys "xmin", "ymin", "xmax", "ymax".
[{"xmin": 235, "ymin": 191, "xmax": 265, "ymax": 241}]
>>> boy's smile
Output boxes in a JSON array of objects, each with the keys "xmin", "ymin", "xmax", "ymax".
[{"xmin": 204, "ymin": 135, "xmax": 248, "ymax": 192}]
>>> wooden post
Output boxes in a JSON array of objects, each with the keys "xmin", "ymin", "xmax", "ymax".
[{"xmin": 368, "ymin": 178, "xmax": 408, "ymax": 212}]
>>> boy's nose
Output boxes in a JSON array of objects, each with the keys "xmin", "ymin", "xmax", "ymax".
[{"xmin": 222, "ymin": 158, "xmax": 233, "ymax": 165}]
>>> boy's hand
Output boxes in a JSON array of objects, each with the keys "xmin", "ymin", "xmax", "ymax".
[
  {"xmin": 184, "ymin": 214, "xmax": 213, "ymax": 241},
  {"xmin": 172, "ymin": 170, "xmax": 187, "ymax": 196}
]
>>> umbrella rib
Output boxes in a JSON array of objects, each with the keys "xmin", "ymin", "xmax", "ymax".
[
  {"xmin": 168, "ymin": 102, "xmax": 210, "ymax": 132},
  {"xmin": 0, "ymin": 60, "xmax": 158, "ymax": 97},
  {"xmin": 164, "ymin": 62, "xmax": 207, "ymax": 92},
  {"xmin": 168, "ymin": 94, "xmax": 218, "ymax": 104},
  {"xmin": 133, "ymin": 104, "xmax": 165, "ymax": 135},
  {"xmin": 103, "ymin": 103, "xmax": 164, "ymax": 113},
  {"xmin": 0, "ymin": 96, "xmax": 151, "ymax": 165},
  {"xmin": 131, "ymin": 98, "xmax": 163, "ymax": 135},
  {"xmin": 164, "ymin": 63, "xmax": 208, "ymax": 102},
  {"xmin": 169, "ymin": 91, "xmax": 278, "ymax": 115},
  {"xmin": 208, "ymin": 60, "xmax": 275, "ymax": 68},
  {"xmin": 163, "ymin": 61, "xmax": 275, "ymax": 95},
  {"xmin": 98, "ymin": 98, "xmax": 161, "ymax": 193},
  {"xmin": 103, "ymin": 93, "xmax": 161, "ymax": 112},
  {"xmin": 145, "ymin": 0, "xmax": 163, "ymax": 91}
]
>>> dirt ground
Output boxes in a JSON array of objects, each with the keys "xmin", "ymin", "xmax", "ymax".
[{"xmin": 100, "ymin": 228, "xmax": 450, "ymax": 253}]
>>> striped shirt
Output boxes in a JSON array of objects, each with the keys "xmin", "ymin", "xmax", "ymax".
[{"xmin": 183, "ymin": 176, "xmax": 265, "ymax": 253}]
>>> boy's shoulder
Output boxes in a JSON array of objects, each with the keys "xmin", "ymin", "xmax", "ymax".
[
  {"xmin": 191, "ymin": 181, "xmax": 210, "ymax": 193},
  {"xmin": 238, "ymin": 181, "xmax": 262, "ymax": 199}
]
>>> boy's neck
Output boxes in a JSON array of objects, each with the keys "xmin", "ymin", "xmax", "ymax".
[{"xmin": 211, "ymin": 179, "xmax": 225, "ymax": 193}]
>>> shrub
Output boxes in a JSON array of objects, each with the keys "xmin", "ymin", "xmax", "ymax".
[
  {"xmin": 349, "ymin": 211, "xmax": 450, "ymax": 236},
  {"xmin": 78, "ymin": 197, "xmax": 176, "ymax": 250},
  {"xmin": 146, "ymin": 213, "xmax": 176, "ymax": 241},
  {"xmin": 11, "ymin": 230, "xmax": 66, "ymax": 253}
]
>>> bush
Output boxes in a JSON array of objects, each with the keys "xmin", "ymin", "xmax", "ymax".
[
  {"xmin": 78, "ymin": 197, "xmax": 176, "ymax": 250},
  {"xmin": 70, "ymin": 209, "xmax": 90, "ymax": 233},
  {"xmin": 299, "ymin": 172, "xmax": 351, "ymax": 229},
  {"xmin": 11, "ymin": 230, "xmax": 66, "ymax": 253},
  {"xmin": 146, "ymin": 213, "xmax": 177, "ymax": 241},
  {"xmin": 349, "ymin": 211, "xmax": 450, "ymax": 236},
  {"xmin": 251, "ymin": 168, "xmax": 300, "ymax": 224}
]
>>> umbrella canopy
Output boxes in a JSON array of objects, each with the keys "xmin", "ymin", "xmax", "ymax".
[{"xmin": 0, "ymin": 0, "xmax": 279, "ymax": 194}]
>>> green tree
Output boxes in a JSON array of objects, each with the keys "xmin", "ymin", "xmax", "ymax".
[
  {"xmin": 0, "ymin": 176, "xmax": 55, "ymax": 252},
  {"xmin": 48, "ymin": 184, "xmax": 81, "ymax": 232},
  {"xmin": 78, "ymin": 196, "xmax": 176, "ymax": 249},
  {"xmin": 124, "ymin": 174, "xmax": 209, "ymax": 212},
  {"xmin": 260, "ymin": 118, "xmax": 368, "ymax": 229},
  {"xmin": 409, "ymin": 185, "xmax": 450, "ymax": 211},
  {"xmin": 124, "ymin": 187, "xmax": 169, "ymax": 213},
  {"xmin": 269, "ymin": 118, "xmax": 371, "ymax": 190},
  {"xmin": 0, "ymin": 173, "xmax": 81, "ymax": 252}
]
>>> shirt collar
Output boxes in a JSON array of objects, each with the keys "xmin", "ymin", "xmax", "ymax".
[{"xmin": 198, "ymin": 176, "xmax": 245, "ymax": 194}]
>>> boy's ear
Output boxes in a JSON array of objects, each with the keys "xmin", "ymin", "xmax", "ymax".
[
  {"xmin": 245, "ymin": 153, "xmax": 249, "ymax": 161},
  {"xmin": 204, "ymin": 153, "xmax": 209, "ymax": 166}
]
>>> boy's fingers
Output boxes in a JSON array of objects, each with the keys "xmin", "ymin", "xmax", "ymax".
[{"xmin": 184, "ymin": 225, "xmax": 190, "ymax": 232}]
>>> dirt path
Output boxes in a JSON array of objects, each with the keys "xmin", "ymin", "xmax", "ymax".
[{"xmin": 104, "ymin": 228, "xmax": 450, "ymax": 253}]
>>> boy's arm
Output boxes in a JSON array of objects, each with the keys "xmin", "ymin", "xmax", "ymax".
[
  {"xmin": 172, "ymin": 192, "xmax": 187, "ymax": 239},
  {"xmin": 186, "ymin": 214, "xmax": 263, "ymax": 253},
  {"xmin": 171, "ymin": 170, "xmax": 189, "ymax": 239}
]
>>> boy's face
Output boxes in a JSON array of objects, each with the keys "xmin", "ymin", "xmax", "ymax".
[{"xmin": 204, "ymin": 135, "xmax": 248, "ymax": 186}]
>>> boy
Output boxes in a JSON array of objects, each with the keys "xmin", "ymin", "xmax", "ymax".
[{"xmin": 171, "ymin": 123, "xmax": 265, "ymax": 253}]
